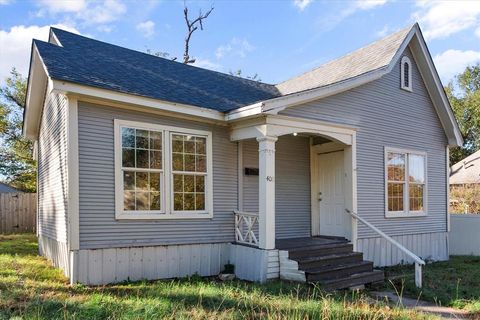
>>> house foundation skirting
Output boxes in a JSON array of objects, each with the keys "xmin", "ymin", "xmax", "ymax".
[
  {"xmin": 228, "ymin": 244, "xmax": 279, "ymax": 283},
  {"xmin": 38, "ymin": 234, "xmax": 70, "ymax": 278},
  {"xmin": 70, "ymin": 242, "xmax": 230, "ymax": 285},
  {"xmin": 357, "ymin": 231, "xmax": 448, "ymax": 266}
]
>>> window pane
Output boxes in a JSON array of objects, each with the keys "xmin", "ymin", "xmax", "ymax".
[
  {"xmin": 387, "ymin": 152, "xmax": 405, "ymax": 181},
  {"xmin": 136, "ymin": 129, "xmax": 149, "ymax": 149},
  {"xmin": 174, "ymin": 193, "xmax": 183, "ymax": 211},
  {"xmin": 150, "ymin": 131, "xmax": 162, "ymax": 150},
  {"xmin": 185, "ymin": 154, "xmax": 196, "ymax": 171},
  {"xmin": 195, "ymin": 175, "xmax": 205, "ymax": 192},
  {"xmin": 150, "ymin": 192, "xmax": 161, "ymax": 210},
  {"xmin": 150, "ymin": 151, "xmax": 162, "ymax": 169},
  {"xmin": 136, "ymin": 172, "xmax": 148, "ymax": 191},
  {"xmin": 184, "ymin": 193, "xmax": 195, "ymax": 210},
  {"xmin": 173, "ymin": 174, "xmax": 183, "ymax": 192},
  {"xmin": 404, "ymin": 62, "xmax": 409, "ymax": 87},
  {"xmin": 122, "ymin": 148, "xmax": 135, "ymax": 167},
  {"xmin": 124, "ymin": 171, "xmax": 135, "ymax": 190},
  {"xmin": 172, "ymin": 135, "xmax": 184, "ymax": 153},
  {"xmin": 409, "ymin": 184, "xmax": 424, "ymax": 211},
  {"xmin": 136, "ymin": 191, "xmax": 149, "ymax": 210},
  {"xmin": 196, "ymin": 137, "xmax": 206, "ymax": 155},
  {"xmin": 409, "ymin": 154, "xmax": 425, "ymax": 183},
  {"xmin": 196, "ymin": 155, "xmax": 206, "ymax": 172},
  {"xmin": 184, "ymin": 175, "xmax": 195, "ymax": 192},
  {"xmin": 388, "ymin": 183, "xmax": 404, "ymax": 211},
  {"xmin": 136, "ymin": 149, "xmax": 149, "ymax": 168},
  {"xmin": 150, "ymin": 173, "xmax": 160, "ymax": 191},
  {"xmin": 185, "ymin": 137, "xmax": 195, "ymax": 154},
  {"xmin": 122, "ymin": 128, "xmax": 135, "ymax": 148},
  {"xmin": 195, "ymin": 193, "xmax": 205, "ymax": 210},
  {"xmin": 172, "ymin": 153, "xmax": 184, "ymax": 171},
  {"xmin": 124, "ymin": 191, "xmax": 135, "ymax": 210}
]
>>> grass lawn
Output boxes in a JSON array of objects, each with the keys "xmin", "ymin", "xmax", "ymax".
[
  {"xmin": 0, "ymin": 234, "xmax": 436, "ymax": 320},
  {"xmin": 381, "ymin": 256, "xmax": 480, "ymax": 314}
]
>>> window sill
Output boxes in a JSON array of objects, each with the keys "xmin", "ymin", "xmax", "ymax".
[
  {"xmin": 385, "ymin": 211, "xmax": 427, "ymax": 218},
  {"xmin": 401, "ymin": 86, "xmax": 412, "ymax": 92},
  {"xmin": 116, "ymin": 213, "xmax": 213, "ymax": 220}
]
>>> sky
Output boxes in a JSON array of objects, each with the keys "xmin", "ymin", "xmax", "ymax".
[{"xmin": 0, "ymin": 0, "xmax": 479, "ymax": 87}]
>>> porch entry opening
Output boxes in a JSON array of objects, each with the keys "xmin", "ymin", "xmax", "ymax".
[{"xmin": 317, "ymin": 150, "xmax": 351, "ymax": 240}]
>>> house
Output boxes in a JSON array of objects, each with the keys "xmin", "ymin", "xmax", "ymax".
[
  {"xmin": 449, "ymin": 150, "xmax": 480, "ymax": 213},
  {"xmin": 0, "ymin": 182, "xmax": 20, "ymax": 193},
  {"xmin": 23, "ymin": 23, "xmax": 462, "ymax": 289}
]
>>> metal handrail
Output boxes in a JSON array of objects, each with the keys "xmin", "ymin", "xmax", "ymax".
[{"xmin": 346, "ymin": 209, "xmax": 425, "ymax": 288}]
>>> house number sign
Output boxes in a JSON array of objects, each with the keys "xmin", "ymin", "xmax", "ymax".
[{"xmin": 266, "ymin": 176, "xmax": 273, "ymax": 182}]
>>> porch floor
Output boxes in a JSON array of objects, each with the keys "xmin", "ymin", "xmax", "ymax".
[{"xmin": 276, "ymin": 236, "xmax": 348, "ymax": 250}]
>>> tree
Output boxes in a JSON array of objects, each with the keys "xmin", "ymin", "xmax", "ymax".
[
  {"xmin": 229, "ymin": 69, "xmax": 261, "ymax": 82},
  {"xmin": 182, "ymin": 4, "xmax": 214, "ymax": 64},
  {"xmin": 446, "ymin": 63, "xmax": 480, "ymax": 165},
  {"xmin": 0, "ymin": 69, "xmax": 36, "ymax": 192}
]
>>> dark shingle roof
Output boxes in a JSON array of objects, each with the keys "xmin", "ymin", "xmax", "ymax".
[{"xmin": 36, "ymin": 28, "xmax": 280, "ymax": 112}]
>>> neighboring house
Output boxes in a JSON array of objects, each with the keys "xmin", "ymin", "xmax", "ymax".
[
  {"xmin": 0, "ymin": 182, "xmax": 19, "ymax": 193},
  {"xmin": 449, "ymin": 150, "xmax": 480, "ymax": 213},
  {"xmin": 23, "ymin": 24, "xmax": 462, "ymax": 289}
]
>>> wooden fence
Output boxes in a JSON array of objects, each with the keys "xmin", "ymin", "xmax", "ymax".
[{"xmin": 0, "ymin": 193, "xmax": 36, "ymax": 234}]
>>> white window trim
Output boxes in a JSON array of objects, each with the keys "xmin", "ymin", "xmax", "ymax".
[
  {"xmin": 114, "ymin": 119, "xmax": 213, "ymax": 220},
  {"xmin": 384, "ymin": 147, "xmax": 427, "ymax": 218},
  {"xmin": 401, "ymin": 56, "xmax": 413, "ymax": 92}
]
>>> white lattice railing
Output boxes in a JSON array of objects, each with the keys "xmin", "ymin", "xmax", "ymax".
[{"xmin": 234, "ymin": 210, "xmax": 259, "ymax": 246}]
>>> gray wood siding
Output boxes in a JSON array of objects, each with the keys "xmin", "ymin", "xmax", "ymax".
[
  {"xmin": 242, "ymin": 135, "xmax": 311, "ymax": 239},
  {"xmin": 37, "ymin": 92, "xmax": 69, "ymax": 243},
  {"xmin": 280, "ymin": 47, "xmax": 448, "ymax": 239},
  {"xmin": 77, "ymin": 103, "xmax": 237, "ymax": 249}
]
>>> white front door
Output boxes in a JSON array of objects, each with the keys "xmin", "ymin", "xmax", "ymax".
[{"xmin": 317, "ymin": 151, "xmax": 350, "ymax": 239}]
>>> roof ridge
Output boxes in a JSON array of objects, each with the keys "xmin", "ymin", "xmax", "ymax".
[
  {"xmin": 276, "ymin": 24, "xmax": 414, "ymax": 87},
  {"xmin": 49, "ymin": 27, "xmax": 276, "ymax": 88}
]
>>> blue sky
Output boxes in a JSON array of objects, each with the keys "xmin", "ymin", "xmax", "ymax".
[{"xmin": 0, "ymin": 0, "xmax": 479, "ymax": 86}]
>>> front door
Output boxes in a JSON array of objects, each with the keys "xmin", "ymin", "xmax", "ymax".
[{"xmin": 317, "ymin": 151, "xmax": 350, "ymax": 239}]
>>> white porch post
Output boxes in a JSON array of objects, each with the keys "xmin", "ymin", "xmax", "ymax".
[{"xmin": 257, "ymin": 136, "xmax": 277, "ymax": 250}]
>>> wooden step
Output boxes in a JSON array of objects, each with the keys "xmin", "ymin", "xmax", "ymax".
[
  {"xmin": 298, "ymin": 252, "xmax": 363, "ymax": 270},
  {"xmin": 288, "ymin": 243, "xmax": 354, "ymax": 260},
  {"xmin": 306, "ymin": 261, "xmax": 373, "ymax": 281},
  {"xmin": 317, "ymin": 270, "xmax": 385, "ymax": 291}
]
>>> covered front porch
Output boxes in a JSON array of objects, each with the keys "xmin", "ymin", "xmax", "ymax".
[
  {"xmin": 228, "ymin": 115, "xmax": 365, "ymax": 285},
  {"xmin": 231, "ymin": 114, "xmax": 358, "ymax": 251}
]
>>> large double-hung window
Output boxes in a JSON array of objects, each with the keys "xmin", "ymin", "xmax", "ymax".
[
  {"xmin": 115, "ymin": 119, "xmax": 212, "ymax": 219},
  {"xmin": 385, "ymin": 147, "xmax": 427, "ymax": 218}
]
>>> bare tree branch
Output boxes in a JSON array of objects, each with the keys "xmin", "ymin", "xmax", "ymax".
[{"xmin": 183, "ymin": 3, "xmax": 214, "ymax": 64}]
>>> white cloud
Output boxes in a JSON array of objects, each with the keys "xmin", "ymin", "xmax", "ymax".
[
  {"xmin": 136, "ymin": 20, "xmax": 155, "ymax": 38},
  {"xmin": 293, "ymin": 0, "xmax": 312, "ymax": 11},
  {"xmin": 434, "ymin": 49, "xmax": 480, "ymax": 83},
  {"xmin": 375, "ymin": 25, "xmax": 390, "ymax": 38},
  {"xmin": 36, "ymin": 0, "xmax": 126, "ymax": 26},
  {"xmin": 0, "ymin": 0, "xmax": 13, "ymax": 5},
  {"xmin": 215, "ymin": 38, "xmax": 255, "ymax": 59},
  {"xmin": 317, "ymin": 0, "xmax": 388, "ymax": 32},
  {"xmin": 355, "ymin": 0, "xmax": 387, "ymax": 10},
  {"xmin": 38, "ymin": 0, "xmax": 87, "ymax": 13},
  {"xmin": 476, "ymin": 26, "xmax": 480, "ymax": 38},
  {"xmin": 0, "ymin": 24, "xmax": 80, "ymax": 83},
  {"xmin": 413, "ymin": 0, "xmax": 480, "ymax": 40},
  {"xmin": 192, "ymin": 58, "xmax": 223, "ymax": 72}
]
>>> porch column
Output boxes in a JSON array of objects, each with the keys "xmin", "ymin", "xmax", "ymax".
[{"xmin": 257, "ymin": 135, "xmax": 277, "ymax": 249}]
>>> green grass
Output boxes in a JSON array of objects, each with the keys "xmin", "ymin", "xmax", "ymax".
[
  {"xmin": 0, "ymin": 234, "xmax": 437, "ymax": 319},
  {"xmin": 381, "ymin": 256, "xmax": 480, "ymax": 313}
]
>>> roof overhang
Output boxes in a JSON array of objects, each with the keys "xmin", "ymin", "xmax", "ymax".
[
  {"xmin": 226, "ymin": 24, "xmax": 463, "ymax": 147},
  {"xmin": 23, "ymin": 43, "xmax": 49, "ymax": 140}
]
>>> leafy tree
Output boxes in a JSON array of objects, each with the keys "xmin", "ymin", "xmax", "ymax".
[
  {"xmin": 446, "ymin": 63, "xmax": 480, "ymax": 165},
  {"xmin": 0, "ymin": 69, "xmax": 36, "ymax": 192}
]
